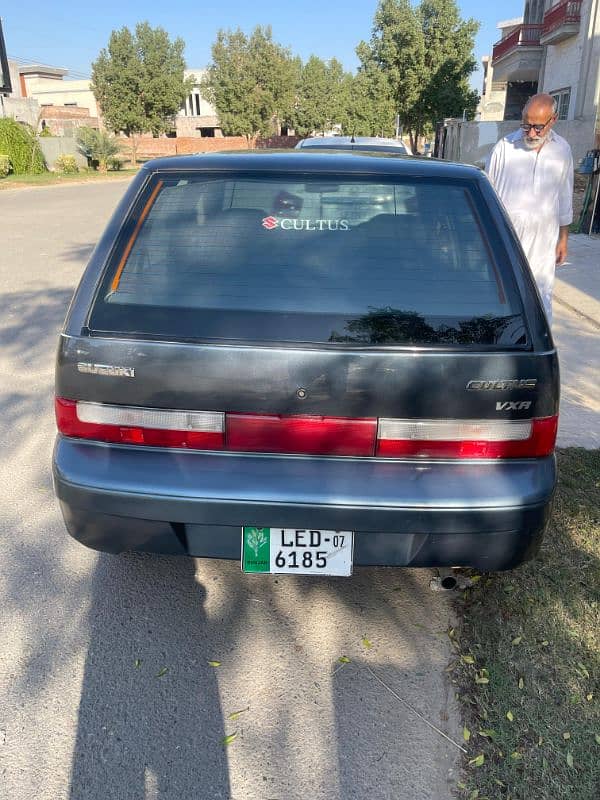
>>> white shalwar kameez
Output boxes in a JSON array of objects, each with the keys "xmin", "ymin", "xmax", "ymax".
[{"xmin": 486, "ymin": 128, "xmax": 573, "ymax": 323}]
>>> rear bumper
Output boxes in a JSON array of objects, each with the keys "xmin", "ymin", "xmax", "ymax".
[{"xmin": 53, "ymin": 437, "xmax": 557, "ymax": 570}]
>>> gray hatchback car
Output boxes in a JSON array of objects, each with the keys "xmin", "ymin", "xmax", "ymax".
[{"xmin": 53, "ymin": 151, "xmax": 559, "ymax": 575}]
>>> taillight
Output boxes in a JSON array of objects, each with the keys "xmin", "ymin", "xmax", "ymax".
[
  {"xmin": 376, "ymin": 416, "xmax": 557, "ymax": 458},
  {"xmin": 227, "ymin": 413, "xmax": 377, "ymax": 456},
  {"xmin": 55, "ymin": 399, "xmax": 224, "ymax": 450},
  {"xmin": 55, "ymin": 399, "xmax": 557, "ymax": 459}
]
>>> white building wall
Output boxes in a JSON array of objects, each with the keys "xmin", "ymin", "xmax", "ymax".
[
  {"xmin": 541, "ymin": 0, "xmax": 600, "ymax": 121},
  {"xmin": 24, "ymin": 77, "xmax": 99, "ymax": 116},
  {"xmin": 177, "ymin": 69, "xmax": 218, "ymax": 119},
  {"xmin": 541, "ymin": 14, "xmax": 586, "ymax": 118}
]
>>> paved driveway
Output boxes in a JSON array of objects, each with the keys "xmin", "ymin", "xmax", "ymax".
[{"xmin": 0, "ymin": 182, "xmax": 461, "ymax": 799}]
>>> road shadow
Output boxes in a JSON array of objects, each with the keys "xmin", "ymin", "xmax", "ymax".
[{"xmin": 69, "ymin": 553, "xmax": 231, "ymax": 800}]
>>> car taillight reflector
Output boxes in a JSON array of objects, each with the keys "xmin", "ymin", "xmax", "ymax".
[
  {"xmin": 376, "ymin": 416, "xmax": 557, "ymax": 458},
  {"xmin": 226, "ymin": 413, "xmax": 377, "ymax": 456},
  {"xmin": 56, "ymin": 399, "xmax": 557, "ymax": 459},
  {"xmin": 55, "ymin": 399, "xmax": 224, "ymax": 450}
]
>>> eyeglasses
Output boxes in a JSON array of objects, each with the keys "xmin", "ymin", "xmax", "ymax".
[{"xmin": 520, "ymin": 116, "xmax": 554, "ymax": 134}]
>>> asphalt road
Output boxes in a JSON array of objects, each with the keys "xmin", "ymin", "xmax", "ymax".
[{"xmin": 0, "ymin": 182, "xmax": 462, "ymax": 799}]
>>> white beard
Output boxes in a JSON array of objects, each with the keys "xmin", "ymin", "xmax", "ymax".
[{"xmin": 522, "ymin": 133, "xmax": 549, "ymax": 150}]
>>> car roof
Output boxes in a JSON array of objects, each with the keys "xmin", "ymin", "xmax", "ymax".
[
  {"xmin": 297, "ymin": 136, "xmax": 406, "ymax": 148},
  {"xmin": 141, "ymin": 150, "xmax": 481, "ymax": 182}
]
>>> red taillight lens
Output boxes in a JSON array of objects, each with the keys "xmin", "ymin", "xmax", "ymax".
[
  {"xmin": 56, "ymin": 399, "xmax": 557, "ymax": 459},
  {"xmin": 376, "ymin": 416, "xmax": 558, "ymax": 459},
  {"xmin": 55, "ymin": 398, "xmax": 225, "ymax": 450},
  {"xmin": 226, "ymin": 413, "xmax": 377, "ymax": 456}
]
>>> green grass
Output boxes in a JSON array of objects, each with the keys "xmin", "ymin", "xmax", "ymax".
[
  {"xmin": 452, "ymin": 449, "xmax": 600, "ymax": 800},
  {"xmin": 0, "ymin": 168, "xmax": 138, "ymax": 189}
]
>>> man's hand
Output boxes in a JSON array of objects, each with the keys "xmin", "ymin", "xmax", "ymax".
[{"xmin": 556, "ymin": 226, "xmax": 569, "ymax": 266}]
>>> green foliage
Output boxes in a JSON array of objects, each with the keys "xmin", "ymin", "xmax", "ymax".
[
  {"xmin": 0, "ymin": 154, "xmax": 11, "ymax": 177},
  {"xmin": 91, "ymin": 22, "xmax": 193, "ymax": 160},
  {"xmin": 358, "ymin": 0, "xmax": 479, "ymax": 150},
  {"xmin": 202, "ymin": 25, "xmax": 299, "ymax": 140},
  {"xmin": 38, "ymin": 126, "xmax": 53, "ymax": 137},
  {"xmin": 292, "ymin": 56, "xmax": 352, "ymax": 136},
  {"xmin": 54, "ymin": 154, "xmax": 78, "ymax": 174},
  {"xmin": 76, "ymin": 126, "xmax": 121, "ymax": 171},
  {"xmin": 344, "ymin": 66, "xmax": 396, "ymax": 137},
  {"xmin": 0, "ymin": 118, "xmax": 46, "ymax": 174}
]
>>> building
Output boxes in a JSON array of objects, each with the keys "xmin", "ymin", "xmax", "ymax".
[
  {"xmin": 480, "ymin": 0, "xmax": 600, "ymax": 129},
  {"xmin": 176, "ymin": 69, "xmax": 222, "ymax": 137}
]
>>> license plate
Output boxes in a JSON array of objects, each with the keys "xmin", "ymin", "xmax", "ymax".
[{"xmin": 242, "ymin": 527, "xmax": 353, "ymax": 576}]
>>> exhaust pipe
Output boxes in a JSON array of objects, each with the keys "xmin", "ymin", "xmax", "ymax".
[{"xmin": 429, "ymin": 568, "xmax": 459, "ymax": 592}]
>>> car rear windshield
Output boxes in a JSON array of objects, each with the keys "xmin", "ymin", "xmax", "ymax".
[{"xmin": 89, "ymin": 172, "xmax": 528, "ymax": 347}]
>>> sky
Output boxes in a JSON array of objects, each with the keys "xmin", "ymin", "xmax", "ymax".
[{"xmin": 2, "ymin": 0, "xmax": 526, "ymax": 91}]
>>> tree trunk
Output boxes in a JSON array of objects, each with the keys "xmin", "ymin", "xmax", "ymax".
[
  {"xmin": 408, "ymin": 130, "xmax": 417, "ymax": 155},
  {"xmin": 128, "ymin": 133, "xmax": 138, "ymax": 167}
]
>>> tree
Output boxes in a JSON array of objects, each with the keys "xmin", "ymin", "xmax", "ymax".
[
  {"xmin": 357, "ymin": 0, "xmax": 479, "ymax": 152},
  {"xmin": 357, "ymin": 0, "xmax": 425, "ymax": 149},
  {"xmin": 91, "ymin": 22, "xmax": 193, "ymax": 163},
  {"xmin": 413, "ymin": 0, "xmax": 480, "ymax": 141},
  {"xmin": 202, "ymin": 26, "xmax": 299, "ymax": 143},
  {"xmin": 343, "ymin": 65, "xmax": 396, "ymax": 137},
  {"xmin": 76, "ymin": 127, "xmax": 120, "ymax": 172},
  {"xmin": 292, "ymin": 56, "xmax": 352, "ymax": 136}
]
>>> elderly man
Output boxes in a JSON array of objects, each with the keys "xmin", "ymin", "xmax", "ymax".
[{"xmin": 486, "ymin": 93, "xmax": 573, "ymax": 323}]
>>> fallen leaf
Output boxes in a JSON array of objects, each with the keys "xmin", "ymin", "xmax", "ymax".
[
  {"xmin": 511, "ymin": 636, "xmax": 522, "ymax": 646},
  {"xmin": 461, "ymin": 654, "xmax": 475, "ymax": 664},
  {"xmin": 518, "ymin": 677, "xmax": 524, "ymax": 690},
  {"xmin": 586, "ymin": 694, "xmax": 593, "ymax": 702},
  {"xmin": 222, "ymin": 733, "xmax": 237, "ymax": 746},
  {"xmin": 510, "ymin": 752, "xmax": 523, "ymax": 760},
  {"xmin": 576, "ymin": 662, "xmax": 590, "ymax": 679},
  {"xmin": 228, "ymin": 707, "xmax": 249, "ymax": 721},
  {"xmin": 478, "ymin": 729, "xmax": 497, "ymax": 740},
  {"xmin": 470, "ymin": 575, "xmax": 481, "ymax": 583},
  {"xmin": 563, "ymin": 732, "xmax": 571, "ymax": 740},
  {"xmin": 541, "ymin": 640, "xmax": 549, "ymax": 647},
  {"xmin": 338, "ymin": 656, "xmax": 351, "ymax": 664},
  {"xmin": 208, "ymin": 661, "xmax": 221, "ymax": 667},
  {"xmin": 156, "ymin": 667, "xmax": 168, "ymax": 678},
  {"xmin": 134, "ymin": 659, "xmax": 142, "ymax": 669},
  {"xmin": 494, "ymin": 779, "xmax": 506, "ymax": 787},
  {"xmin": 361, "ymin": 637, "xmax": 373, "ymax": 650},
  {"xmin": 468, "ymin": 753, "xmax": 484, "ymax": 767},
  {"xmin": 595, "ymin": 734, "xmax": 600, "ymax": 745},
  {"xmin": 566, "ymin": 752, "xmax": 574, "ymax": 768},
  {"xmin": 538, "ymin": 736, "xmax": 544, "ymax": 746},
  {"xmin": 463, "ymin": 727, "xmax": 471, "ymax": 742},
  {"xmin": 506, "ymin": 711, "xmax": 514, "ymax": 722},
  {"xmin": 469, "ymin": 790, "xmax": 479, "ymax": 800}
]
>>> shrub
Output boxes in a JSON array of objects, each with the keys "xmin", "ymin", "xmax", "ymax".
[
  {"xmin": 107, "ymin": 155, "xmax": 125, "ymax": 171},
  {"xmin": 38, "ymin": 126, "xmax": 53, "ymax": 137},
  {"xmin": 0, "ymin": 154, "xmax": 11, "ymax": 177},
  {"xmin": 54, "ymin": 154, "xmax": 79, "ymax": 174},
  {"xmin": 76, "ymin": 126, "xmax": 120, "ymax": 172},
  {"xmin": 0, "ymin": 118, "xmax": 46, "ymax": 174}
]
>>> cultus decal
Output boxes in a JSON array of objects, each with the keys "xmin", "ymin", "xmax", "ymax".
[{"xmin": 262, "ymin": 216, "xmax": 350, "ymax": 231}]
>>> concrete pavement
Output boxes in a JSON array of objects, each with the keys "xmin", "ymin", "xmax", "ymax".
[{"xmin": 553, "ymin": 233, "xmax": 600, "ymax": 448}]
